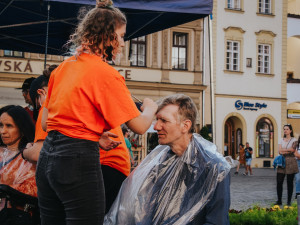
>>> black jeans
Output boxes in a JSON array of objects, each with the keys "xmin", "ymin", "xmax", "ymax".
[
  {"xmin": 276, "ymin": 172, "xmax": 295, "ymax": 203},
  {"xmin": 36, "ymin": 131, "xmax": 105, "ymax": 225}
]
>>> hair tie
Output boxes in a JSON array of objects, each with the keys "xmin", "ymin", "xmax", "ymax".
[{"xmin": 96, "ymin": 0, "xmax": 114, "ymax": 9}]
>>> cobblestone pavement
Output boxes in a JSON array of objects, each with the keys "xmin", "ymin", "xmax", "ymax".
[{"xmin": 230, "ymin": 168, "xmax": 296, "ymax": 210}]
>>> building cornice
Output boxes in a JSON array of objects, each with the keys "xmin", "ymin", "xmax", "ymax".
[
  {"xmin": 223, "ymin": 26, "xmax": 246, "ymax": 33},
  {"xmin": 126, "ymin": 80, "xmax": 207, "ymax": 93},
  {"xmin": 255, "ymin": 30, "xmax": 277, "ymax": 37}
]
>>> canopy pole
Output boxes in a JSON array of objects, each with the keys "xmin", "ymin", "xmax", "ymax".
[
  {"xmin": 44, "ymin": 1, "xmax": 50, "ymax": 69},
  {"xmin": 208, "ymin": 15, "xmax": 215, "ymax": 144}
]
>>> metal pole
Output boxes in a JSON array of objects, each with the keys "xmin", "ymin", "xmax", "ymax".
[
  {"xmin": 44, "ymin": 2, "xmax": 50, "ymax": 69},
  {"xmin": 202, "ymin": 17, "xmax": 206, "ymax": 129},
  {"xmin": 208, "ymin": 15, "xmax": 215, "ymax": 144}
]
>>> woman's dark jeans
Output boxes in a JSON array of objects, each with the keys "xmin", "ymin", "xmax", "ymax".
[{"xmin": 36, "ymin": 131, "xmax": 105, "ymax": 225}]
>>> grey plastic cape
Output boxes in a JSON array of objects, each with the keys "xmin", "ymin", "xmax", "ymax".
[{"xmin": 104, "ymin": 134, "xmax": 231, "ymax": 225}]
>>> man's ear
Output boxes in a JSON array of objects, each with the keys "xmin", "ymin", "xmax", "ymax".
[{"xmin": 181, "ymin": 120, "xmax": 192, "ymax": 133}]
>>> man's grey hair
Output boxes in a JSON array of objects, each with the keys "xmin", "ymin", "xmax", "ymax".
[{"xmin": 157, "ymin": 94, "xmax": 198, "ymax": 133}]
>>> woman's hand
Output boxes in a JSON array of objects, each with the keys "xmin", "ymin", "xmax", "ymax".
[
  {"xmin": 140, "ymin": 98, "xmax": 158, "ymax": 113},
  {"xmin": 99, "ymin": 132, "xmax": 121, "ymax": 151}
]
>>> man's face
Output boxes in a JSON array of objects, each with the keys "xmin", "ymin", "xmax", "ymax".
[
  {"xmin": 246, "ymin": 143, "xmax": 249, "ymax": 148},
  {"xmin": 22, "ymin": 89, "xmax": 33, "ymax": 105},
  {"xmin": 154, "ymin": 104, "xmax": 183, "ymax": 147}
]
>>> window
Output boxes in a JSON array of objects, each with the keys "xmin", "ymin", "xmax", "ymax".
[
  {"xmin": 256, "ymin": 118, "xmax": 274, "ymax": 158},
  {"xmin": 228, "ymin": 0, "xmax": 241, "ymax": 10},
  {"xmin": 258, "ymin": 44, "xmax": 270, "ymax": 74},
  {"xmin": 172, "ymin": 32, "xmax": 187, "ymax": 70},
  {"xmin": 130, "ymin": 36, "xmax": 146, "ymax": 67},
  {"xmin": 4, "ymin": 50, "xmax": 23, "ymax": 57},
  {"xmin": 226, "ymin": 40, "xmax": 240, "ymax": 71},
  {"xmin": 259, "ymin": 0, "xmax": 271, "ymax": 14}
]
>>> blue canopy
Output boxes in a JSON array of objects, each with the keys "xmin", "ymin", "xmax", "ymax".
[{"xmin": 0, "ymin": 0, "xmax": 212, "ymax": 55}]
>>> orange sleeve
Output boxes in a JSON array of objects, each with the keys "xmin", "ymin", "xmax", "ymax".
[
  {"xmin": 95, "ymin": 75, "xmax": 140, "ymax": 130},
  {"xmin": 34, "ymin": 104, "xmax": 48, "ymax": 142}
]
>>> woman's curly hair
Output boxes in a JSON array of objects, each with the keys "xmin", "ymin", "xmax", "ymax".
[{"xmin": 68, "ymin": 0, "xmax": 127, "ymax": 61}]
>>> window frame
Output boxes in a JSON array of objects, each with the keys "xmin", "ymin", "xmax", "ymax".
[
  {"xmin": 227, "ymin": 0, "xmax": 241, "ymax": 10},
  {"xmin": 258, "ymin": 0, "xmax": 272, "ymax": 15},
  {"xmin": 256, "ymin": 117, "xmax": 274, "ymax": 158},
  {"xmin": 130, "ymin": 36, "xmax": 147, "ymax": 67},
  {"xmin": 257, "ymin": 44, "xmax": 271, "ymax": 74},
  {"xmin": 172, "ymin": 32, "xmax": 188, "ymax": 70},
  {"xmin": 226, "ymin": 40, "xmax": 240, "ymax": 71},
  {"xmin": 3, "ymin": 50, "xmax": 24, "ymax": 58}
]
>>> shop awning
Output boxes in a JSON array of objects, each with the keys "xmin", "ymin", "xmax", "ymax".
[{"xmin": 0, "ymin": 0, "xmax": 213, "ymax": 55}]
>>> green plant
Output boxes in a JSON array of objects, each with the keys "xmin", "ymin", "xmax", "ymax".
[
  {"xmin": 199, "ymin": 126, "xmax": 212, "ymax": 142},
  {"xmin": 229, "ymin": 204, "xmax": 298, "ymax": 225}
]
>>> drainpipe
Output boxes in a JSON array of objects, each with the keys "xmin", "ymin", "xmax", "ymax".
[{"xmin": 208, "ymin": 15, "xmax": 216, "ymax": 144}]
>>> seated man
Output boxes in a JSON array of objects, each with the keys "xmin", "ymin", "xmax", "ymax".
[{"xmin": 104, "ymin": 94, "xmax": 231, "ymax": 225}]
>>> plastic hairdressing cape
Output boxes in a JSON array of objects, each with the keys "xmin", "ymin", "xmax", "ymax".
[{"xmin": 104, "ymin": 134, "xmax": 231, "ymax": 225}]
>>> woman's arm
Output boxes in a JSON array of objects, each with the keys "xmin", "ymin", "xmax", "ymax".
[
  {"xmin": 294, "ymin": 149, "xmax": 300, "ymax": 159},
  {"xmin": 126, "ymin": 98, "xmax": 158, "ymax": 135},
  {"xmin": 279, "ymin": 144, "xmax": 295, "ymax": 155},
  {"xmin": 23, "ymin": 141, "xmax": 44, "ymax": 163},
  {"xmin": 41, "ymin": 107, "xmax": 48, "ymax": 132}
]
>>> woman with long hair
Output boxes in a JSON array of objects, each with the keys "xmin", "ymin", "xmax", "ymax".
[
  {"xmin": 36, "ymin": 0, "xmax": 157, "ymax": 224},
  {"xmin": 0, "ymin": 105, "xmax": 36, "ymax": 197},
  {"xmin": 276, "ymin": 124, "xmax": 298, "ymax": 206}
]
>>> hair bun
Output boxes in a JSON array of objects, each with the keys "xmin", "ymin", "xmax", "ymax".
[
  {"xmin": 43, "ymin": 64, "xmax": 58, "ymax": 78},
  {"xmin": 96, "ymin": 0, "xmax": 114, "ymax": 9}
]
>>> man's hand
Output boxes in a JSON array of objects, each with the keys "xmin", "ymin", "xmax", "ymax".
[{"xmin": 99, "ymin": 132, "xmax": 121, "ymax": 151}]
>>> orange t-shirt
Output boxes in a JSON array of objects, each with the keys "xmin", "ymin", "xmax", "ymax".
[
  {"xmin": 100, "ymin": 126, "xmax": 131, "ymax": 176},
  {"xmin": 45, "ymin": 53, "xmax": 140, "ymax": 141},
  {"xmin": 34, "ymin": 102, "xmax": 48, "ymax": 142}
]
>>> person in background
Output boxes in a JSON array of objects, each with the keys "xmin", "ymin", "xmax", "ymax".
[
  {"xmin": 16, "ymin": 77, "xmax": 36, "ymax": 123},
  {"xmin": 0, "ymin": 105, "xmax": 36, "ymax": 199},
  {"xmin": 23, "ymin": 65, "xmax": 57, "ymax": 163},
  {"xmin": 100, "ymin": 126, "xmax": 133, "ymax": 213},
  {"xmin": 244, "ymin": 142, "xmax": 253, "ymax": 176},
  {"xmin": 293, "ymin": 136, "xmax": 300, "ymax": 198},
  {"xmin": 276, "ymin": 124, "xmax": 298, "ymax": 206},
  {"xmin": 36, "ymin": 0, "xmax": 157, "ymax": 224},
  {"xmin": 122, "ymin": 127, "xmax": 135, "ymax": 166},
  {"xmin": 234, "ymin": 143, "xmax": 246, "ymax": 175}
]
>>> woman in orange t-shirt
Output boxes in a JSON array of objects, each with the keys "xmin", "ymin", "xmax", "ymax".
[{"xmin": 36, "ymin": 1, "xmax": 157, "ymax": 224}]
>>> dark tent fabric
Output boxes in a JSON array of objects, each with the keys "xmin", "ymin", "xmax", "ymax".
[{"xmin": 0, "ymin": 0, "xmax": 212, "ymax": 55}]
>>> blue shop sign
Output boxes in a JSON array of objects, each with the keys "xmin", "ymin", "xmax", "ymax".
[{"xmin": 235, "ymin": 100, "xmax": 267, "ymax": 111}]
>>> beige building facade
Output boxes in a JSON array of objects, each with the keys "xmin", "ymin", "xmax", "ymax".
[{"xmin": 212, "ymin": 0, "xmax": 288, "ymax": 168}]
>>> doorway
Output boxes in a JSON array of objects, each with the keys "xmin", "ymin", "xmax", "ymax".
[{"xmin": 224, "ymin": 116, "xmax": 243, "ymax": 159}]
